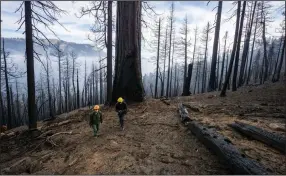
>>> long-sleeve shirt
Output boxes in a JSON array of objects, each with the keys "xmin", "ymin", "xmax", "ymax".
[
  {"xmin": 115, "ymin": 102, "xmax": 127, "ymax": 113},
  {"xmin": 89, "ymin": 111, "xmax": 103, "ymax": 125}
]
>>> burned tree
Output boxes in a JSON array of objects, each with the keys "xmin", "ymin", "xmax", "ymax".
[
  {"xmin": 201, "ymin": 22, "xmax": 212, "ymax": 93},
  {"xmin": 180, "ymin": 15, "xmax": 192, "ymax": 96},
  {"xmin": 221, "ymin": 1, "xmax": 241, "ymax": 96},
  {"xmin": 166, "ymin": 3, "xmax": 175, "ymax": 98},
  {"xmin": 232, "ymin": 1, "xmax": 246, "ymax": 91},
  {"xmin": 154, "ymin": 17, "xmax": 162, "ymax": 99},
  {"xmin": 209, "ymin": 1, "xmax": 223, "ymax": 92},
  {"xmin": 16, "ymin": 1, "xmax": 67, "ymax": 129},
  {"xmin": 238, "ymin": 1, "xmax": 257, "ymax": 87},
  {"xmin": 219, "ymin": 31, "xmax": 228, "ymax": 91},
  {"xmin": 51, "ymin": 42, "xmax": 65, "ymax": 114}
]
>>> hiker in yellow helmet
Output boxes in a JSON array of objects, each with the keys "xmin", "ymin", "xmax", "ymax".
[
  {"xmin": 89, "ymin": 105, "xmax": 103, "ymax": 137},
  {"xmin": 115, "ymin": 97, "xmax": 128, "ymax": 131}
]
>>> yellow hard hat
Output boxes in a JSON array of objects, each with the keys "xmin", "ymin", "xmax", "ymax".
[
  {"xmin": 94, "ymin": 105, "xmax": 100, "ymax": 110},
  {"xmin": 117, "ymin": 97, "xmax": 123, "ymax": 103}
]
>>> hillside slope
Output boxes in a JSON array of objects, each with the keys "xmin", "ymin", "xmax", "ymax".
[{"xmin": 0, "ymin": 80, "xmax": 285, "ymax": 174}]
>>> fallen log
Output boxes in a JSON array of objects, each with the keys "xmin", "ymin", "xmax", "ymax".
[
  {"xmin": 229, "ymin": 121, "xmax": 286, "ymax": 153},
  {"xmin": 178, "ymin": 103, "xmax": 192, "ymax": 123},
  {"xmin": 188, "ymin": 121, "xmax": 269, "ymax": 175}
]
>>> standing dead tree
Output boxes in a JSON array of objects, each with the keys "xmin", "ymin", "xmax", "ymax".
[
  {"xmin": 180, "ymin": 15, "xmax": 192, "ymax": 96},
  {"xmin": 50, "ymin": 42, "xmax": 65, "ymax": 114},
  {"xmin": 15, "ymin": 1, "xmax": 67, "ymax": 129},
  {"xmin": 2, "ymin": 40, "xmax": 12, "ymax": 129},
  {"xmin": 209, "ymin": 1, "xmax": 223, "ymax": 92},
  {"xmin": 238, "ymin": 1, "xmax": 257, "ymax": 87},
  {"xmin": 154, "ymin": 17, "xmax": 162, "ymax": 99},
  {"xmin": 232, "ymin": 1, "xmax": 246, "ymax": 91},
  {"xmin": 166, "ymin": 2, "xmax": 175, "ymax": 98},
  {"xmin": 219, "ymin": 31, "xmax": 228, "ymax": 91},
  {"xmin": 201, "ymin": 22, "xmax": 212, "ymax": 93},
  {"xmin": 221, "ymin": 1, "xmax": 241, "ymax": 97},
  {"xmin": 77, "ymin": 1, "xmax": 114, "ymax": 104}
]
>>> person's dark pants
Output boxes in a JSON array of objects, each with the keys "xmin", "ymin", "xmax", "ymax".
[{"xmin": 118, "ymin": 113, "xmax": 124, "ymax": 128}]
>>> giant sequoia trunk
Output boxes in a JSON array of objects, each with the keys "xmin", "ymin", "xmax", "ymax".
[
  {"xmin": 112, "ymin": 2, "xmax": 144, "ymax": 102},
  {"xmin": 25, "ymin": 1, "xmax": 37, "ymax": 129}
]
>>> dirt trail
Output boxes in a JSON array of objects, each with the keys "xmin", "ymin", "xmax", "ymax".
[{"xmin": 1, "ymin": 80, "xmax": 285, "ymax": 174}]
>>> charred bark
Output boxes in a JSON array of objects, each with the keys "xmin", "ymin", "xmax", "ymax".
[
  {"xmin": 229, "ymin": 121, "xmax": 286, "ymax": 153},
  {"xmin": 155, "ymin": 18, "xmax": 161, "ymax": 99},
  {"xmin": 209, "ymin": 1, "xmax": 223, "ymax": 92},
  {"xmin": 106, "ymin": 1, "xmax": 113, "ymax": 104},
  {"xmin": 112, "ymin": 2, "xmax": 145, "ymax": 102},
  {"xmin": 188, "ymin": 121, "xmax": 269, "ymax": 174},
  {"xmin": 232, "ymin": 1, "xmax": 246, "ymax": 91},
  {"xmin": 182, "ymin": 64, "xmax": 193, "ymax": 96},
  {"xmin": 221, "ymin": 1, "xmax": 241, "ymax": 96}
]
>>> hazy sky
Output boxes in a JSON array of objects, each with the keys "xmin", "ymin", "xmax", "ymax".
[{"xmin": 1, "ymin": 1, "xmax": 285, "ymax": 76}]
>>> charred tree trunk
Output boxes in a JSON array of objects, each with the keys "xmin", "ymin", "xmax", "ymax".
[
  {"xmin": 272, "ymin": 38, "xmax": 285, "ymax": 82},
  {"xmin": 46, "ymin": 60, "xmax": 53, "ymax": 119},
  {"xmin": 190, "ymin": 26, "xmax": 198, "ymax": 91},
  {"xmin": 107, "ymin": 1, "xmax": 113, "ymax": 104},
  {"xmin": 216, "ymin": 41, "xmax": 221, "ymax": 89},
  {"xmin": 169, "ymin": 35, "xmax": 175, "ymax": 97},
  {"xmin": 77, "ymin": 69, "xmax": 80, "ymax": 108},
  {"xmin": 202, "ymin": 23, "xmax": 210, "ymax": 93},
  {"xmin": 246, "ymin": 11, "xmax": 259, "ymax": 85},
  {"xmin": 209, "ymin": 1, "xmax": 223, "ymax": 92},
  {"xmin": 188, "ymin": 121, "xmax": 269, "ymax": 174},
  {"xmin": 25, "ymin": 1, "xmax": 37, "ymax": 129},
  {"xmin": 84, "ymin": 60, "xmax": 87, "ymax": 106},
  {"xmin": 232, "ymin": 1, "xmax": 246, "ymax": 91},
  {"xmin": 10, "ymin": 86, "xmax": 15, "ymax": 127},
  {"xmin": 238, "ymin": 1, "xmax": 257, "ymax": 87},
  {"xmin": 229, "ymin": 121, "xmax": 286, "ymax": 153},
  {"xmin": 221, "ymin": 1, "xmax": 241, "ymax": 97},
  {"xmin": 219, "ymin": 32, "xmax": 228, "ymax": 91},
  {"xmin": 100, "ymin": 60, "xmax": 103, "ymax": 104},
  {"xmin": 262, "ymin": 17, "xmax": 269, "ymax": 83},
  {"xmin": 16, "ymin": 80, "xmax": 21, "ymax": 126},
  {"xmin": 112, "ymin": 1, "xmax": 144, "ymax": 102},
  {"xmin": 155, "ymin": 18, "xmax": 161, "ymax": 99},
  {"xmin": 2, "ymin": 39, "xmax": 12, "ymax": 129},
  {"xmin": 166, "ymin": 3, "xmax": 174, "ymax": 98},
  {"xmin": 161, "ymin": 27, "xmax": 168, "ymax": 98},
  {"xmin": 72, "ymin": 54, "xmax": 76, "ymax": 110},
  {"xmin": 272, "ymin": 36, "xmax": 284, "ymax": 81},
  {"xmin": 182, "ymin": 64, "xmax": 193, "ymax": 96}
]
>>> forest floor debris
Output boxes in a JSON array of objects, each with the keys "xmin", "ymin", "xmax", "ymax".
[{"xmin": 0, "ymin": 80, "xmax": 285, "ymax": 174}]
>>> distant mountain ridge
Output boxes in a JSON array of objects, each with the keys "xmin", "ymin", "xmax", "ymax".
[{"xmin": 1, "ymin": 37, "xmax": 103, "ymax": 57}]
